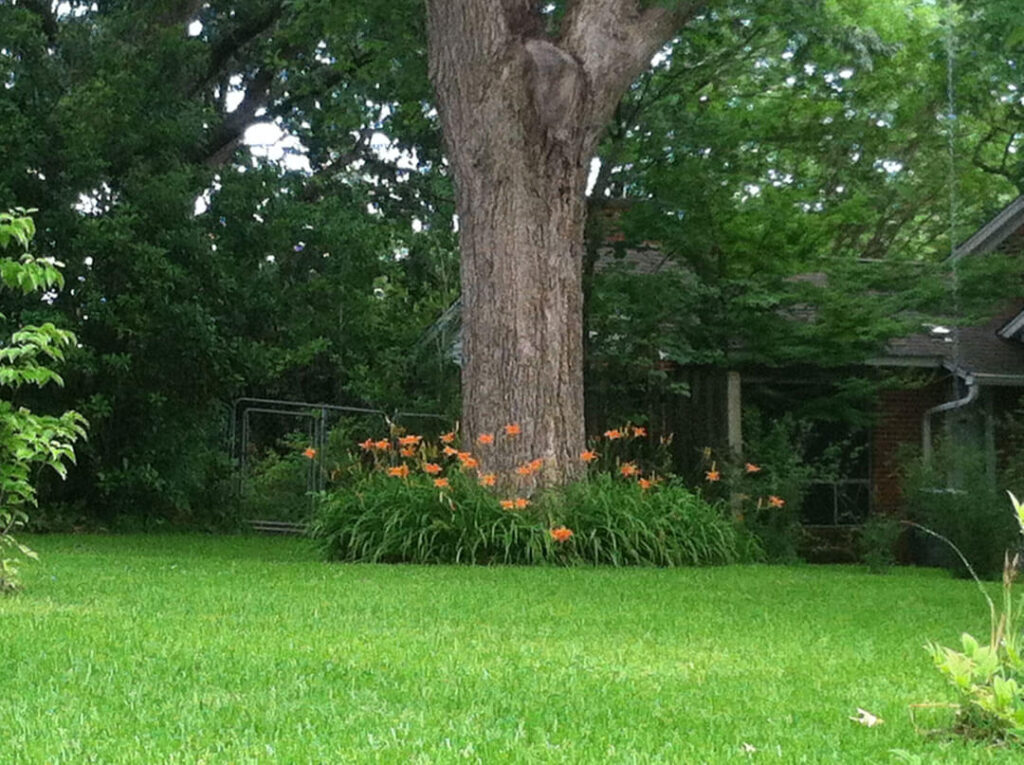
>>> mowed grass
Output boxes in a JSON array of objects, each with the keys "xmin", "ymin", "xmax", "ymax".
[{"xmin": 1, "ymin": 535, "xmax": 1019, "ymax": 763}]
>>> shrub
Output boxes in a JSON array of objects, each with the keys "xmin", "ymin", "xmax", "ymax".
[
  {"xmin": 310, "ymin": 469, "xmax": 546, "ymax": 565},
  {"xmin": 858, "ymin": 514, "xmax": 901, "ymax": 574},
  {"xmin": 310, "ymin": 427, "xmax": 742, "ymax": 567},
  {"xmin": 239, "ymin": 433, "xmax": 319, "ymax": 524},
  {"xmin": 552, "ymin": 473, "xmax": 740, "ymax": 566},
  {"xmin": 903, "ymin": 440, "xmax": 1017, "ymax": 579},
  {"xmin": 0, "ymin": 210, "xmax": 86, "ymax": 590},
  {"xmin": 722, "ymin": 412, "xmax": 819, "ymax": 562}
]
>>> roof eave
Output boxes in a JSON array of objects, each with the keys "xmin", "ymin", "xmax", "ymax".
[{"xmin": 950, "ymin": 195, "xmax": 1024, "ymax": 260}]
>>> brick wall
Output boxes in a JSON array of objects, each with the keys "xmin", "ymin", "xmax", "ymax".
[{"xmin": 871, "ymin": 377, "xmax": 950, "ymax": 515}]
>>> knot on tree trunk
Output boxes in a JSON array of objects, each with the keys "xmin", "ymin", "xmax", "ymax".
[{"xmin": 523, "ymin": 38, "xmax": 587, "ymax": 147}]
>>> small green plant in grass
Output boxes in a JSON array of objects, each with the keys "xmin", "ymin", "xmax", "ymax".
[
  {"xmin": 0, "ymin": 210, "xmax": 87, "ymax": 591},
  {"xmin": 923, "ymin": 491, "xmax": 1024, "ymax": 743}
]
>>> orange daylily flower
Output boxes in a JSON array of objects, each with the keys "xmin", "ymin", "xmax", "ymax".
[
  {"xmin": 620, "ymin": 462, "xmax": 639, "ymax": 477},
  {"xmin": 387, "ymin": 464, "xmax": 410, "ymax": 478},
  {"xmin": 504, "ymin": 423, "xmax": 521, "ymax": 436},
  {"xmin": 499, "ymin": 499, "xmax": 515, "ymax": 510},
  {"xmin": 768, "ymin": 495, "xmax": 786, "ymax": 508},
  {"xmin": 580, "ymin": 450, "xmax": 598, "ymax": 462},
  {"xmin": 638, "ymin": 478, "xmax": 653, "ymax": 491},
  {"xmin": 514, "ymin": 497, "xmax": 530, "ymax": 509},
  {"xmin": 442, "ymin": 446, "xmax": 459, "ymax": 457},
  {"xmin": 459, "ymin": 455, "xmax": 479, "ymax": 470},
  {"xmin": 705, "ymin": 468, "xmax": 721, "ymax": 482},
  {"xmin": 529, "ymin": 458, "xmax": 544, "ymax": 471},
  {"xmin": 374, "ymin": 439, "xmax": 391, "ymax": 451},
  {"xmin": 433, "ymin": 477, "xmax": 449, "ymax": 489},
  {"xmin": 423, "ymin": 463, "xmax": 443, "ymax": 475},
  {"xmin": 478, "ymin": 473, "xmax": 497, "ymax": 487},
  {"xmin": 398, "ymin": 434, "xmax": 422, "ymax": 447},
  {"xmin": 515, "ymin": 464, "xmax": 534, "ymax": 476},
  {"xmin": 303, "ymin": 447, "xmax": 317, "ymax": 459},
  {"xmin": 358, "ymin": 438, "xmax": 374, "ymax": 451},
  {"xmin": 477, "ymin": 432, "xmax": 494, "ymax": 445},
  {"xmin": 440, "ymin": 431, "xmax": 456, "ymax": 444},
  {"xmin": 604, "ymin": 429, "xmax": 622, "ymax": 440},
  {"xmin": 632, "ymin": 426, "xmax": 647, "ymax": 437},
  {"xmin": 400, "ymin": 447, "xmax": 416, "ymax": 458},
  {"xmin": 550, "ymin": 526, "xmax": 574, "ymax": 542},
  {"xmin": 745, "ymin": 463, "xmax": 762, "ymax": 474}
]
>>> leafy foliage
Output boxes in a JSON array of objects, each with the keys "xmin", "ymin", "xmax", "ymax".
[
  {"xmin": 0, "ymin": 210, "xmax": 86, "ymax": 591},
  {"xmin": 858, "ymin": 514, "xmax": 900, "ymax": 574},
  {"xmin": 311, "ymin": 428, "xmax": 741, "ymax": 567},
  {"xmin": 2, "ymin": 0, "xmax": 1023, "ymax": 516},
  {"xmin": 238, "ymin": 433, "xmax": 319, "ymax": 525},
  {"xmin": 903, "ymin": 439, "xmax": 1019, "ymax": 580},
  {"xmin": 0, "ymin": 0, "xmax": 458, "ymax": 522},
  {"xmin": 551, "ymin": 473, "xmax": 742, "ymax": 566},
  {"xmin": 311, "ymin": 470, "xmax": 548, "ymax": 565},
  {"xmin": 584, "ymin": 0, "xmax": 1022, "ymax": 404}
]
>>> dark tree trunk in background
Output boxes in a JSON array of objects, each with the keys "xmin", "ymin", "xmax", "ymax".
[{"xmin": 426, "ymin": 0, "xmax": 691, "ymax": 485}]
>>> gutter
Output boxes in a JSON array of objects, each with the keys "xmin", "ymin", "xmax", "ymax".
[{"xmin": 922, "ymin": 374, "xmax": 978, "ymax": 464}]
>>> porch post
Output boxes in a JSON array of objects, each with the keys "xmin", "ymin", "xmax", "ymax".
[
  {"xmin": 726, "ymin": 370, "xmax": 743, "ymax": 519},
  {"xmin": 726, "ymin": 370, "xmax": 743, "ymax": 459}
]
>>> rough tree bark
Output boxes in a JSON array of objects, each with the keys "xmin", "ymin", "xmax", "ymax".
[{"xmin": 426, "ymin": 0, "xmax": 695, "ymax": 485}]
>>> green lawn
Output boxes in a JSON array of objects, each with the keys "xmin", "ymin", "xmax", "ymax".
[{"xmin": 0, "ymin": 535, "xmax": 1018, "ymax": 763}]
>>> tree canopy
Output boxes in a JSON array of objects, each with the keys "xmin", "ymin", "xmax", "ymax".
[{"xmin": 0, "ymin": 0, "xmax": 1021, "ymax": 517}]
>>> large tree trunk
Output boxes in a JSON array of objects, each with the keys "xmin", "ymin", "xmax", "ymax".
[{"xmin": 426, "ymin": 0, "xmax": 691, "ymax": 485}]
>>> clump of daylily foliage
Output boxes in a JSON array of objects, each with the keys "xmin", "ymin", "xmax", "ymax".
[{"xmin": 309, "ymin": 422, "xmax": 772, "ymax": 567}]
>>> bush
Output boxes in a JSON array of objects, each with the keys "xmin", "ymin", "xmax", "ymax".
[
  {"xmin": 239, "ymin": 433, "xmax": 319, "ymax": 524},
  {"xmin": 903, "ymin": 441, "xmax": 1017, "ymax": 579},
  {"xmin": 858, "ymin": 514, "xmax": 900, "ymax": 574},
  {"xmin": 552, "ymin": 473, "xmax": 741, "ymax": 566},
  {"xmin": 0, "ymin": 210, "xmax": 86, "ymax": 590},
  {"xmin": 310, "ymin": 433, "xmax": 742, "ymax": 567},
  {"xmin": 311, "ymin": 470, "xmax": 547, "ymax": 565},
  {"xmin": 728, "ymin": 412, "xmax": 821, "ymax": 562}
]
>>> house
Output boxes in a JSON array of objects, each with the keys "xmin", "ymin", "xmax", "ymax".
[
  {"xmin": 587, "ymin": 195, "xmax": 1024, "ymax": 531},
  {"xmin": 868, "ymin": 196, "xmax": 1024, "ymax": 516}
]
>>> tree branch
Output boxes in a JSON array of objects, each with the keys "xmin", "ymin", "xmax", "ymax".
[
  {"xmin": 155, "ymin": 0, "xmax": 206, "ymax": 29},
  {"xmin": 202, "ymin": 69, "xmax": 275, "ymax": 168},
  {"xmin": 17, "ymin": 0, "xmax": 59, "ymax": 45},
  {"xmin": 196, "ymin": 1, "xmax": 285, "ymax": 92},
  {"xmin": 560, "ymin": 0, "xmax": 705, "ymax": 147}
]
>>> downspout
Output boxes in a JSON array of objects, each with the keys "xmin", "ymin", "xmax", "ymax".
[{"xmin": 922, "ymin": 374, "xmax": 978, "ymax": 465}]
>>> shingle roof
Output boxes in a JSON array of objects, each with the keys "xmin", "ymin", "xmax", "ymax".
[
  {"xmin": 594, "ymin": 246, "xmax": 672, "ymax": 275},
  {"xmin": 885, "ymin": 304, "xmax": 1024, "ymax": 378},
  {"xmin": 952, "ymin": 196, "xmax": 1024, "ymax": 260},
  {"xmin": 881, "ymin": 194, "xmax": 1024, "ymax": 380}
]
